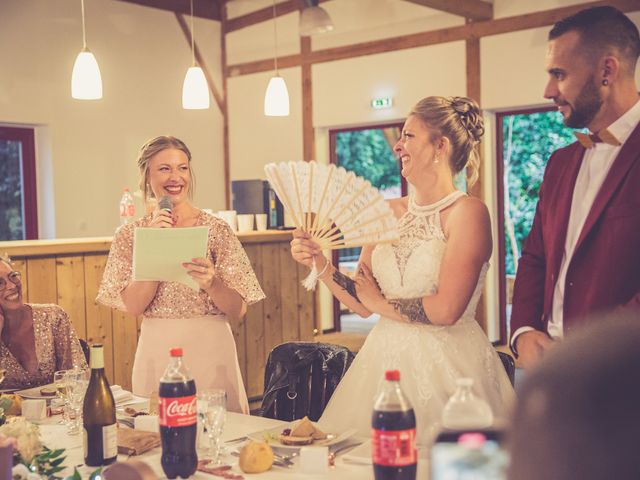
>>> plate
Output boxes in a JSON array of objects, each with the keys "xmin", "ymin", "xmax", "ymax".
[
  {"xmin": 247, "ymin": 424, "xmax": 357, "ymax": 451},
  {"xmin": 15, "ymin": 383, "xmax": 58, "ymax": 401}
]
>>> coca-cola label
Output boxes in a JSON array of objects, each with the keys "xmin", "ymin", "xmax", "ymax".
[
  {"xmin": 371, "ymin": 428, "xmax": 417, "ymax": 466},
  {"xmin": 120, "ymin": 204, "xmax": 135, "ymax": 217},
  {"xmin": 159, "ymin": 395, "xmax": 197, "ymax": 427}
]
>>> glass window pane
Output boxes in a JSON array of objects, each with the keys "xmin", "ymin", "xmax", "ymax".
[
  {"xmin": 501, "ymin": 110, "xmax": 576, "ymax": 338},
  {"xmin": 0, "ymin": 139, "xmax": 25, "ymax": 240}
]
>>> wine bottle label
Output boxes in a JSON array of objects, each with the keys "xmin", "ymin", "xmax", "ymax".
[
  {"xmin": 159, "ymin": 395, "xmax": 197, "ymax": 427},
  {"xmin": 103, "ymin": 423, "xmax": 117, "ymax": 459},
  {"xmin": 371, "ymin": 428, "xmax": 417, "ymax": 466}
]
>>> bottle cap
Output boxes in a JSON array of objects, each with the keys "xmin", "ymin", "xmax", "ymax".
[
  {"xmin": 169, "ymin": 347, "xmax": 183, "ymax": 357},
  {"xmin": 385, "ymin": 370, "xmax": 400, "ymax": 381}
]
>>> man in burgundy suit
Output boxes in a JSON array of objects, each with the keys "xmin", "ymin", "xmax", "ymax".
[{"xmin": 510, "ymin": 6, "xmax": 640, "ymax": 369}]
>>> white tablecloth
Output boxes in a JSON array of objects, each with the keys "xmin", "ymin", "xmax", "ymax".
[{"xmin": 39, "ymin": 412, "xmax": 430, "ymax": 479}]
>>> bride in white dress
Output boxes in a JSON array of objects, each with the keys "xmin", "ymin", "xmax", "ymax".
[{"xmin": 291, "ymin": 96, "xmax": 514, "ymax": 444}]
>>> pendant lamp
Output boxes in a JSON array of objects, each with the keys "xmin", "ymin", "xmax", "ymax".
[
  {"xmin": 182, "ymin": 0, "xmax": 210, "ymax": 109},
  {"xmin": 299, "ymin": 0, "xmax": 334, "ymax": 36},
  {"xmin": 71, "ymin": 0, "xmax": 102, "ymax": 100},
  {"xmin": 264, "ymin": 0, "xmax": 290, "ymax": 116}
]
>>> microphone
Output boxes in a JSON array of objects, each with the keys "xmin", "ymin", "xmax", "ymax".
[{"xmin": 158, "ymin": 196, "xmax": 173, "ymax": 213}]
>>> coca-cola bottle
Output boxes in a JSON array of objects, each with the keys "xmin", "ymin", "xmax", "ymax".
[
  {"xmin": 159, "ymin": 347, "xmax": 198, "ymax": 479},
  {"xmin": 372, "ymin": 370, "xmax": 417, "ymax": 480}
]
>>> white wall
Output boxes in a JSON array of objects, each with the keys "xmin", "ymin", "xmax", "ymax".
[{"xmin": 0, "ymin": 0, "xmax": 225, "ymax": 238}]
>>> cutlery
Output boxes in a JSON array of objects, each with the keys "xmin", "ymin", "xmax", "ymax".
[
  {"xmin": 224, "ymin": 435, "xmax": 248, "ymax": 444},
  {"xmin": 230, "ymin": 450, "xmax": 292, "ymax": 468}
]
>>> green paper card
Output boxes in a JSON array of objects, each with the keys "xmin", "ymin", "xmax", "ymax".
[{"xmin": 132, "ymin": 226, "xmax": 209, "ymax": 291}]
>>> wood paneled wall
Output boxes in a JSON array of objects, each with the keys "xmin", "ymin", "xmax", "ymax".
[{"xmin": 2, "ymin": 231, "xmax": 315, "ymax": 398}]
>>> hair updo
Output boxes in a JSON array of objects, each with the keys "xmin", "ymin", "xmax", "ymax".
[
  {"xmin": 409, "ymin": 96, "xmax": 484, "ymax": 185},
  {"xmin": 137, "ymin": 136, "xmax": 195, "ymax": 200}
]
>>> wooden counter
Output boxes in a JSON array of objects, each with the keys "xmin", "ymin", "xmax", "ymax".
[{"xmin": 1, "ymin": 230, "xmax": 316, "ymax": 398}]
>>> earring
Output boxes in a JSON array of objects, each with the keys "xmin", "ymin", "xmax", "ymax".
[
  {"xmin": 434, "ymin": 154, "xmax": 440, "ymax": 164},
  {"xmin": 602, "ymin": 78, "xmax": 609, "ymax": 86}
]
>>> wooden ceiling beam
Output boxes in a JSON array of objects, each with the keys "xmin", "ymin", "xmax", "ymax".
[
  {"xmin": 225, "ymin": 0, "xmax": 330, "ymax": 34},
  {"xmin": 115, "ymin": 0, "xmax": 222, "ymax": 21},
  {"xmin": 226, "ymin": 0, "xmax": 638, "ymax": 76},
  {"xmin": 402, "ymin": 0, "xmax": 493, "ymax": 21}
]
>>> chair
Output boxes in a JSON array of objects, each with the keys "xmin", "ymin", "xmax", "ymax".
[
  {"xmin": 79, "ymin": 338, "xmax": 90, "ymax": 364},
  {"xmin": 497, "ymin": 351, "xmax": 516, "ymax": 387},
  {"xmin": 260, "ymin": 342, "xmax": 354, "ymax": 422}
]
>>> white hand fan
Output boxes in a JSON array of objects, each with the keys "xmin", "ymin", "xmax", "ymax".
[{"xmin": 264, "ymin": 161, "xmax": 399, "ymax": 289}]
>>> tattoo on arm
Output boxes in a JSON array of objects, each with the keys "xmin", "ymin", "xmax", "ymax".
[
  {"xmin": 332, "ymin": 270, "xmax": 360, "ymax": 303},
  {"xmin": 388, "ymin": 298, "xmax": 431, "ymax": 324}
]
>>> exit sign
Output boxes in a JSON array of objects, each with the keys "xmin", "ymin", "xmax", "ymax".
[{"xmin": 371, "ymin": 97, "xmax": 393, "ymax": 109}]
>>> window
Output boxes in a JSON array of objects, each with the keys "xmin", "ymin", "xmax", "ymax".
[
  {"xmin": 329, "ymin": 123, "xmax": 407, "ymax": 333},
  {"xmin": 0, "ymin": 126, "xmax": 37, "ymax": 240},
  {"xmin": 496, "ymin": 107, "xmax": 577, "ymax": 342}
]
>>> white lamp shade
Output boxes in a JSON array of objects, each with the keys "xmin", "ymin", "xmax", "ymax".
[
  {"xmin": 182, "ymin": 66, "xmax": 210, "ymax": 109},
  {"xmin": 264, "ymin": 75, "xmax": 290, "ymax": 116},
  {"xmin": 299, "ymin": 6, "xmax": 334, "ymax": 36},
  {"xmin": 71, "ymin": 49, "xmax": 103, "ymax": 100}
]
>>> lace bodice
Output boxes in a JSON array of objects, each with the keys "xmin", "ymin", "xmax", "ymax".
[{"xmin": 371, "ymin": 190, "xmax": 486, "ymax": 322}]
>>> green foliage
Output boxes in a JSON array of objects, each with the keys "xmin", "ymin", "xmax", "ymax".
[
  {"xmin": 503, "ymin": 110, "xmax": 577, "ymax": 275},
  {"xmin": 335, "ymin": 129, "xmax": 400, "ymax": 193},
  {"xmin": 0, "ymin": 139, "xmax": 24, "ymax": 240}
]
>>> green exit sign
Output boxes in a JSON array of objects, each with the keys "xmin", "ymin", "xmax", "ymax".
[{"xmin": 371, "ymin": 97, "xmax": 393, "ymax": 109}]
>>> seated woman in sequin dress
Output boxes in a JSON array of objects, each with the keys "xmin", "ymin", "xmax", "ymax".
[
  {"xmin": 97, "ymin": 136, "xmax": 264, "ymax": 413},
  {"xmin": 0, "ymin": 256, "xmax": 87, "ymax": 390}
]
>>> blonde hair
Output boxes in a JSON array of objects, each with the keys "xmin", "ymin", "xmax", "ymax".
[
  {"xmin": 137, "ymin": 136, "xmax": 195, "ymax": 200},
  {"xmin": 409, "ymin": 96, "xmax": 484, "ymax": 185}
]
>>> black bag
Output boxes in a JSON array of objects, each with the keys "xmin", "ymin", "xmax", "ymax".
[{"xmin": 260, "ymin": 342, "xmax": 354, "ymax": 422}]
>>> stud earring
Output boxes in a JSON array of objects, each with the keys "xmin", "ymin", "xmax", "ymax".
[{"xmin": 602, "ymin": 78, "xmax": 609, "ymax": 86}]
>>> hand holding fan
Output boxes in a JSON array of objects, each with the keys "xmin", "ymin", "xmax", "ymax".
[{"xmin": 264, "ymin": 161, "xmax": 400, "ymax": 289}]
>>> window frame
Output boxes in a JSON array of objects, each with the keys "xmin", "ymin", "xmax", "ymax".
[
  {"xmin": 328, "ymin": 122, "xmax": 407, "ymax": 332},
  {"xmin": 0, "ymin": 126, "xmax": 38, "ymax": 240},
  {"xmin": 495, "ymin": 105, "xmax": 558, "ymax": 344}
]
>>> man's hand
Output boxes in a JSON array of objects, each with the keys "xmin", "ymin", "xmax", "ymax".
[{"xmin": 516, "ymin": 330, "xmax": 555, "ymax": 369}]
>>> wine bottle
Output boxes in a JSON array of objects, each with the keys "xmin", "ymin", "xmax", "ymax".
[{"xmin": 83, "ymin": 344, "xmax": 117, "ymax": 466}]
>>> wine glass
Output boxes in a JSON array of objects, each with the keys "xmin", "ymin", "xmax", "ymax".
[
  {"xmin": 197, "ymin": 389, "xmax": 227, "ymax": 464},
  {"xmin": 53, "ymin": 369, "xmax": 72, "ymax": 425},
  {"xmin": 65, "ymin": 368, "xmax": 89, "ymax": 435}
]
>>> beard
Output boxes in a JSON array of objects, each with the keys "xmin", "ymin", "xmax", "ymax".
[{"xmin": 558, "ymin": 74, "xmax": 603, "ymax": 129}]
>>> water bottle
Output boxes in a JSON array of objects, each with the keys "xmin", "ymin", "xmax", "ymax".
[
  {"xmin": 119, "ymin": 188, "xmax": 135, "ymax": 225},
  {"xmin": 372, "ymin": 370, "xmax": 417, "ymax": 480},
  {"xmin": 441, "ymin": 378, "xmax": 493, "ymax": 429}
]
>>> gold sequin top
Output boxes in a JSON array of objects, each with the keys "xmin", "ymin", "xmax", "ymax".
[
  {"xmin": 96, "ymin": 211, "xmax": 265, "ymax": 317},
  {"xmin": 0, "ymin": 304, "xmax": 88, "ymax": 390}
]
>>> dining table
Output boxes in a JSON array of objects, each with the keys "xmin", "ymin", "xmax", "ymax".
[{"xmin": 36, "ymin": 411, "xmax": 432, "ymax": 479}]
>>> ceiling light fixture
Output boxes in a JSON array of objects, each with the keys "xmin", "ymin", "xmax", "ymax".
[
  {"xmin": 71, "ymin": 0, "xmax": 102, "ymax": 100},
  {"xmin": 264, "ymin": 0, "xmax": 290, "ymax": 116},
  {"xmin": 299, "ymin": 0, "xmax": 334, "ymax": 36},
  {"xmin": 182, "ymin": 0, "xmax": 210, "ymax": 109}
]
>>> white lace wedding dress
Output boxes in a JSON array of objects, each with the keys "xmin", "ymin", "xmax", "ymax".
[{"xmin": 318, "ymin": 191, "xmax": 515, "ymax": 445}]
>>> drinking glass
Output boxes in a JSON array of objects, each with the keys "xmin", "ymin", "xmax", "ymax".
[
  {"xmin": 197, "ymin": 389, "xmax": 227, "ymax": 464},
  {"xmin": 65, "ymin": 368, "xmax": 89, "ymax": 435},
  {"xmin": 53, "ymin": 369, "xmax": 72, "ymax": 425}
]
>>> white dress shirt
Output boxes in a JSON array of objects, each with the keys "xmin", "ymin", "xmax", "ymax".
[{"xmin": 512, "ymin": 99, "xmax": 640, "ymax": 348}]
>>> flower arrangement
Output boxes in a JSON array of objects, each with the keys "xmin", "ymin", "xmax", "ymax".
[{"xmin": 0, "ymin": 417, "xmax": 102, "ymax": 480}]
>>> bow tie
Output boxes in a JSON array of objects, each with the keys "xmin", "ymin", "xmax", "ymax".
[{"xmin": 574, "ymin": 129, "xmax": 621, "ymax": 149}]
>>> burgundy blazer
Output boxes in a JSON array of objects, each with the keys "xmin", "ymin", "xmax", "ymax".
[{"xmin": 510, "ymin": 122, "xmax": 640, "ymax": 343}]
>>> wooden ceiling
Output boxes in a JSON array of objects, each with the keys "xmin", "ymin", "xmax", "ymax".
[{"xmin": 115, "ymin": 0, "xmax": 494, "ymax": 27}]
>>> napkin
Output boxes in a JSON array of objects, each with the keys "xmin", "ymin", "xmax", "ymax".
[
  {"xmin": 111, "ymin": 385, "xmax": 134, "ymax": 405},
  {"xmin": 117, "ymin": 428, "xmax": 161, "ymax": 456}
]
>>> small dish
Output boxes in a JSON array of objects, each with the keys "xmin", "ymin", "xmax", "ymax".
[{"xmin": 247, "ymin": 424, "xmax": 357, "ymax": 451}]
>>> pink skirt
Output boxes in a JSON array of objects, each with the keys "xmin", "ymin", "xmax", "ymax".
[{"xmin": 132, "ymin": 315, "xmax": 249, "ymax": 414}]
